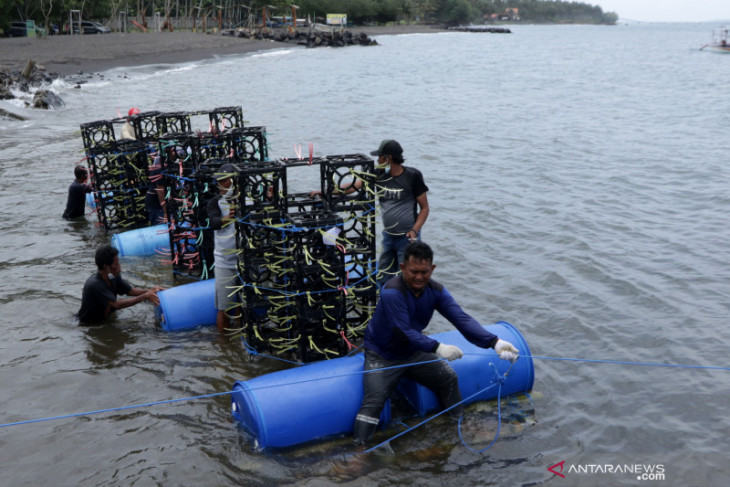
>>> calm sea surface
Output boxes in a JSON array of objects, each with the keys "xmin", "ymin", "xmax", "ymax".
[{"xmin": 1, "ymin": 23, "xmax": 729, "ymax": 486}]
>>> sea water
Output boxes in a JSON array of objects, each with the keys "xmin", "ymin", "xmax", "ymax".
[{"xmin": 0, "ymin": 23, "xmax": 728, "ymax": 486}]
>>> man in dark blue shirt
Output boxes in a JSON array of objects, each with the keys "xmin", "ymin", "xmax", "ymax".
[
  {"xmin": 353, "ymin": 241, "xmax": 519, "ymax": 445},
  {"xmin": 78, "ymin": 245, "xmax": 162, "ymax": 324}
]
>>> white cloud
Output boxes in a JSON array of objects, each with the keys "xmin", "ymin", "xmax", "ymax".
[{"xmin": 596, "ymin": 0, "xmax": 730, "ymax": 22}]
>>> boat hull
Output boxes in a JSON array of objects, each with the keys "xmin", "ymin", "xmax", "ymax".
[{"xmin": 707, "ymin": 45, "xmax": 730, "ymax": 53}]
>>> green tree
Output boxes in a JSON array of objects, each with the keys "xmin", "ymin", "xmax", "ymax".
[
  {"xmin": 439, "ymin": 0, "xmax": 473, "ymax": 25},
  {"xmin": 8, "ymin": 0, "xmax": 41, "ymax": 20},
  {"xmin": 0, "ymin": 0, "xmax": 619, "ymax": 31},
  {"xmin": 601, "ymin": 11, "xmax": 618, "ymax": 24}
]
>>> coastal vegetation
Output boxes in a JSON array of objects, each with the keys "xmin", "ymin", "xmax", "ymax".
[
  {"xmin": 296, "ymin": 1, "xmax": 618, "ymax": 25},
  {"xmin": 1, "ymin": 0, "xmax": 618, "ymax": 35}
]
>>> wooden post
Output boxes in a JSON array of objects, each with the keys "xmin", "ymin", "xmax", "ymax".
[{"xmin": 21, "ymin": 60, "xmax": 36, "ymax": 79}]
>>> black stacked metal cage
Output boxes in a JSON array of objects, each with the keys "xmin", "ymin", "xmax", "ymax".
[
  {"xmin": 233, "ymin": 155, "xmax": 377, "ymax": 362},
  {"xmin": 79, "ymin": 106, "xmax": 378, "ymax": 362}
]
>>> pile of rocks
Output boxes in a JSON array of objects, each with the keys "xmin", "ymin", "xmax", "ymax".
[
  {"xmin": 0, "ymin": 60, "xmax": 65, "ymax": 118},
  {"xmin": 447, "ymin": 26, "xmax": 511, "ymax": 33},
  {"xmin": 229, "ymin": 27, "xmax": 378, "ymax": 48}
]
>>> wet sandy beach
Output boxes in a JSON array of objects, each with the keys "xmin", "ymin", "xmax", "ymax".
[{"xmin": 0, "ymin": 25, "xmax": 446, "ymax": 76}]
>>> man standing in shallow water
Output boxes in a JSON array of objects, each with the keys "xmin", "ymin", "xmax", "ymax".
[
  {"xmin": 310, "ymin": 139, "xmax": 430, "ymax": 284},
  {"xmin": 206, "ymin": 163, "xmax": 241, "ymax": 333},
  {"xmin": 77, "ymin": 245, "xmax": 162, "ymax": 324},
  {"xmin": 369, "ymin": 139, "xmax": 430, "ymax": 284},
  {"xmin": 62, "ymin": 165, "xmax": 92, "ymax": 220}
]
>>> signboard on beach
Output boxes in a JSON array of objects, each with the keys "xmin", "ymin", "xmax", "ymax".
[{"xmin": 326, "ymin": 14, "xmax": 347, "ymax": 26}]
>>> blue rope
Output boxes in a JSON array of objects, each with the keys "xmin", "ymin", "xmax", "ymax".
[
  {"xmin": 515, "ymin": 354, "xmax": 730, "ymax": 371},
  {"xmin": 0, "ymin": 356, "xmax": 449, "ymax": 430},
  {"xmin": 360, "ymin": 363, "xmax": 506, "ymax": 455},
  {"xmin": 0, "ymin": 391, "xmax": 232, "ymax": 428},
  {"xmin": 345, "ymin": 344, "xmax": 364, "ymax": 356},
  {"xmin": 240, "ymin": 337, "xmax": 302, "ymax": 366},
  {"xmin": 2, "ymin": 353, "xmax": 727, "ymax": 431},
  {"xmin": 234, "ymin": 273, "xmax": 372, "ymax": 298},
  {"xmin": 456, "ymin": 363, "xmax": 509, "ymax": 454}
]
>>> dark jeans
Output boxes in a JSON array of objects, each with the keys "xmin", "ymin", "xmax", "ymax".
[
  {"xmin": 353, "ymin": 348, "xmax": 462, "ymax": 444},
  {"xmin": 377, "ymin": 230, "xmax": 420, "ymax": 285},
  {"xmin": 147, "ymin": 207, "xmax": 165, "ymax": 225}
]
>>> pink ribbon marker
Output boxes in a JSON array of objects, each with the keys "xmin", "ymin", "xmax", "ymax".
[{"xmin": 340, "ymin": 330, "xmax": 356, "ymax": 351}]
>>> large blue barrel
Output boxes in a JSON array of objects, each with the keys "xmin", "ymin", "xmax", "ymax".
[
  {"xmin": 155, "ymin": 279, "xmax": 217, "ymax": 332},
  {"xmin": 397, "ymin": 321, "xmax": 534, "ymax": 416},
  {"xmin": 231, "ymin": 354, "xmax": 391, "ymax": 449},
  {"xmin": 111, "ymin": 224, "xmax": 169, "ymax": 257}
]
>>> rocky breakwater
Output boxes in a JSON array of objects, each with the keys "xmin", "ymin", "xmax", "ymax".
[
  {"xmin": 228, "ymin": 27, "xmax": 378, "ymax": 48},
  {"xmin": 446, "ymin": 25, "xmax": 511, "ymax": 33},
  {"xmin": 0, "ymin": 60, "xmax": 66, "ymax": 120}
]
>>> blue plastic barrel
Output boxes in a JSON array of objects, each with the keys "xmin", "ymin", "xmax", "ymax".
[
  {"xmin": 398, "ymin": 321, "xmax": 534, "ymax": 416},
  {"xmin": 155, "ymin": 279, "xmax": 217, "ymax": 332},
  {"xmin": 111, "ymin": 224, "xmax": 170, "ymax": 257},
  {"xmin": 85, "ymin": 192, "xmax": 97, "ymax": 210},
  {"xmin": 231, "ymin": 354, "xmax": 391, "ymax": 449}
]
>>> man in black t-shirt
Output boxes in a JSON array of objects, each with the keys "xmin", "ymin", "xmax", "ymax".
[
  {"xmin": 369, "ymin": 140, "xmax": 429, "ymax": 283},
  {"xmin": 62, "ymin": 166, "xmax": 92, "ymax": 220},
  {"xmin": 78, "ymin": 245, "xmax": 162, "ymax": 324},
  {"xmin": 310, "ymin": 140, "xmax": 430, "ymax": 284}
]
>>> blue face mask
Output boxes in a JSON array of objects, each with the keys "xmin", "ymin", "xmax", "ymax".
[{"xmin": 384, "ymin": 164, "xmax": 391, "ymax": 174}]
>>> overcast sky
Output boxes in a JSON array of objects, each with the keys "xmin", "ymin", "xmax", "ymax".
[{"xmin": 596, "ymin": 0, "xmax": 730, "ymax": 22}]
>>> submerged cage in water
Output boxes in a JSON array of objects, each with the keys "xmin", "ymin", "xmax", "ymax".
[{"xmin": 82, "ymin": 107, "xmax": 378, "ymax": 361}]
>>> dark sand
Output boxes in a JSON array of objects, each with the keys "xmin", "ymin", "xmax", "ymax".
[{"xmin": 0, "ymin": 25, "xmax": 445, "ymax": 76}]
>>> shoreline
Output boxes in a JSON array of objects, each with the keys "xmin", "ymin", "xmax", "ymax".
[{"xmin": 0, "ymin": 25, "xmax": 446, "ymax": 77}]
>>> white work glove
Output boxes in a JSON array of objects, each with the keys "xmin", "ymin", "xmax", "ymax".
[
  {"xmin": 494, "ymin": 339, "xmax": 519, "ymax": 363},
  {"xmin": 436, "ymin": 343, "xmax": 464, "ymax": 361}
]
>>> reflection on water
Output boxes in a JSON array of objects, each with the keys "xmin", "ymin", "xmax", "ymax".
[{"xmin": 83, "ymin": 324, "xmax": 134, "ymax": 367}]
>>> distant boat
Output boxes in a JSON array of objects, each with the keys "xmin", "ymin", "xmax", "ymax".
[{"xmin": 701, "ymin": 26, "xmax": 730, "ymax": 53}]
